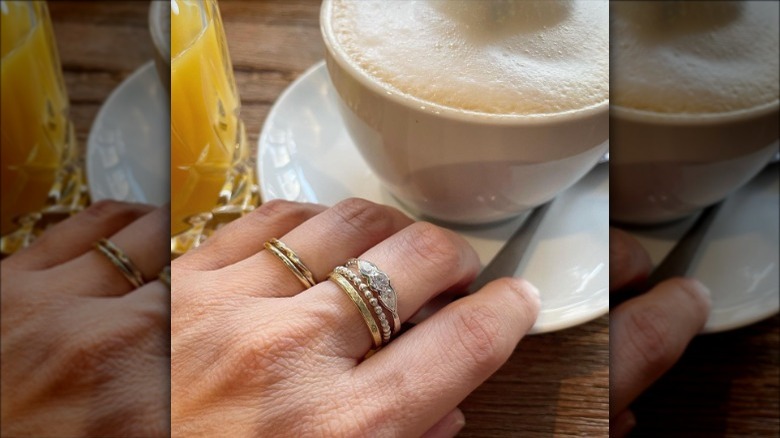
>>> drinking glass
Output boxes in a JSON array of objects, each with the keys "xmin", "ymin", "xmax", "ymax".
[
  {"xmin": 170, "ymin": 0, "xmax": 259, "ymax": 256},
  {"xmin": 0, "ymin": 0, "xmax": 88, "ymax": 256}
]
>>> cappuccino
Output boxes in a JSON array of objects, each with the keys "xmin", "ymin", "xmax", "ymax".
[
  {"xmin": 610, "ymin": 1, "xmax": 779, "ymax": 224},
  {"xmin": 326, "ymin": 0, "xmax": 608, "ymax": 117},
  {"xmin": 611, "ymin": 1, "xmax": 779, "ymax": 114}
]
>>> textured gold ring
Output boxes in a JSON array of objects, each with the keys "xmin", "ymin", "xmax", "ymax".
[
  {"xmin": 264, "ymin": 238, "xmax": 316, "ymax": 288},
  {"xmin": 329, "ymin": 271, "xmax": 382, "ymax": 349},
  {"xmin": 334, "ymin": 266, "xmax": 392, "ymax": 344},
  {"xmin": 94, "ymin": 238, "xmax": 145, "ymax": 289},
  {"xmin": 158, "ymin": 266, "xmax": 171, "ymax": 289}
]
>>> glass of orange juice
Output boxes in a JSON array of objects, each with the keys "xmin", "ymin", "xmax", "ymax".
[
  {"xmin": 170, "ymin": 0, "xmax": 259, "ymax": 256},
  {"xmin": 0, "ymin": 0, "xmax": 88, "ymax": 256}
]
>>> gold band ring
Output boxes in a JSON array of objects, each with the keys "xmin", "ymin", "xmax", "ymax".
[
  {"xmin": 329, "ymin": 271, "xmax": 383, "ymax": 349},
  {"xmin": 264, "ymin": 238, "xmax": 316, "ymax": 288},
  {"xmin": 334, "ymin": 266, "xmax": 392, "ymax": 344},
  {"xmin": 94, "ymin": 238, "xmax": 145, "ymax": 289},
  {"xmin": 158, "ymin": 266, "xmax": 171, "ymax": 289}
]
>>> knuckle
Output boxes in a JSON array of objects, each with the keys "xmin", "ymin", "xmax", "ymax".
[
  {"xmin": 405, "ymin": 222, "xmax": 461, "ymax": 268},
  {"xmin": 624, "ymin": 305, "xmax": 680, "ymax": 371},
  {"xmin": 331, "ymin": 198, "xmax": 391, "ymax": 236},
  {"xmin": 454, "ymin": 304, "xmax": 510, "ymax": 373}
]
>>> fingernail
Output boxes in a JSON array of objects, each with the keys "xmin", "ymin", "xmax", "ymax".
[
  {"xmin": 521, "ymin": 278, "xmax": 541, "ymax": 299},
  {"xmin": 692, "ymin": 279, "xmax": 711, "ymax": 298},
  {"xmin": 684, "ymin": 278, "xmax": 712, "ymax": 303},
  {"xmin": 424, "ymin": 409, "xmax": 466, "ymax": 438},
  {"xmin": 448, "ymin": 410, "xmax": 466, "ymax": 437}
]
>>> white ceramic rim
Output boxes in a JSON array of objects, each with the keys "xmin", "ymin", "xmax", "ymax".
[
  {"xmin": 612, "ymin": 100, "xmax": 779, "ymax": 126},
  {"xmin": 319, "ymin": 0, "xmax": 608, "ymax": 127},
  {"xmin": 86, "ymin": 61, "xmax": 169, "ymax": 205}
]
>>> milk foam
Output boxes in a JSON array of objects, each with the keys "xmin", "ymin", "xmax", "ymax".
[
  {"xmin": 611, "ymin": 1, "xmax": 779, "ymax": 114},
  {"xmin": 327, "ymin": 0, "xmax": 608, "ymax": 116}
]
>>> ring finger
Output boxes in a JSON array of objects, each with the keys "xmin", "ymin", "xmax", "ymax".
[{"xmin": 295, "ymin": 220, "xmax": 482, "ymax": 358}]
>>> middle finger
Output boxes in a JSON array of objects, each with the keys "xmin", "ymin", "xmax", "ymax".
[
  {"xmin": 53, "ymin": 206, "xmax": 170, "ymax": 296},
  {"xmin": 295, "ymin": 220, "xmax": 482, "ymax": 359},
  {"xmin": 221, "ymin": 198, "xmax": 414, "ymax": 297}
]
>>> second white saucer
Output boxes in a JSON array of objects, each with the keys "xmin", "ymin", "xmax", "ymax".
[{"xmin": 87, "ymin": 61, "xmax": 170, "ymax": 206}]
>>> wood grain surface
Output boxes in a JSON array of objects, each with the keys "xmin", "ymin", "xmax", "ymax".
[
  {"xmin": 631, "ymin": 315, "xmax": 779, "ymax": 437},
  {"xmin": 49, "ymin": 1, "xmax": 156, "ymax": 147},
  {"xmin": 47, "ymin": 1, "xmax": 778, "ymax": 437}
]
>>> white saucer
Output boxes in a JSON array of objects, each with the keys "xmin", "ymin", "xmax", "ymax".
[
  {"xmin": 258, "ymin": 62, "xmax": 609, "ymax": 334},
  {"xmin": 87, "ymin": 61, "xmax": 170, "ymax": 206},
  {"xmin": 628, "ymin": 164, "xmax": 779, "ymax": 333}
]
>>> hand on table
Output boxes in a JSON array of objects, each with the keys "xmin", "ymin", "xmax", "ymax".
[
  {"xmin": 1, "ymin": 201, "xmax": 170, "ymax": 437},
  {"xmin": 172, "ymin": 198, "xmax": 540, "ymax": 437},
  {"xmin": 609, "ymin": 228, "xmax": 711, "ymax": 437}
]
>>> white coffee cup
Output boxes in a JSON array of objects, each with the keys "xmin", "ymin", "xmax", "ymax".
[
  {"xmin": 609, "ymin": 1, "xmax": 779, "ymax": 225},
  {"xmin": 610, "ymin": 104, "xmax": 779, "ymax": 224},
  {"xmin": 319, "ymin": 0, "xmax": 608, "ymax": 225}
]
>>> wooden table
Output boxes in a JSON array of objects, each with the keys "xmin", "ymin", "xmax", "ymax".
[
  {"xmin": 48, "ymin": 1, "xmax": 778, "ymax": 437},
  {"xmin": 219, "ymin": 1, "xmax": 610, "ymax": 436},
  {"xmin": 631, "ymin": 314, "xmax": 779, "ymax": 437},
  {"xmin": 220, "ymin": 2, "xmax": 777, "ymax": 436},
  {"xmin": 49, "ymin": 1, "xmax": 156, "ymax": 149}
]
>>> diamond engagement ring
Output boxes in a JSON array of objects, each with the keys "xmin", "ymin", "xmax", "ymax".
[
  {"xmin": 346, "ymin": 258, "xmax": 401, "ymax": 336},
  {"xmin": 329, "ymin": 258, "xmax": 400, "ymax": 350}
]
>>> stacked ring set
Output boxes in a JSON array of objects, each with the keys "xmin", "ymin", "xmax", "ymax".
[{"xmin": 264, "ymin": 238, "xmax": 400, "ymax": 350}]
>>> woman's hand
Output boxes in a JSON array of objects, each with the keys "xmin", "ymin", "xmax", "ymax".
[
  {"xmin": 609, "ymin": 228, "xmax": 711, "ymax": 437},
  {"xmin": 172, "ymin": 198, "xmax": 541, "ymax": 437},
  {"xmin": 1, "ymin": 201, "xmax": 170, "ymax": 437}
]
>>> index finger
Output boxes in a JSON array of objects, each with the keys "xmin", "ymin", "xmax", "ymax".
[
  {"xmin": 348, "ymin": 277, "xmax": 540, "ymax": 436},
  {"xmin": 610, "ymin": 277, "xmax": 711, "ymax": 416}
]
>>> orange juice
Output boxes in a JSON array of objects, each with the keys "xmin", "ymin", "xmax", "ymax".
[
  {"xmin": 1, "ymin": 0, "xmax": 81, "ymax": 245},
  {"xmin": 171, "ymin": 0, "xmax": 256, "ymax": 240}
]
